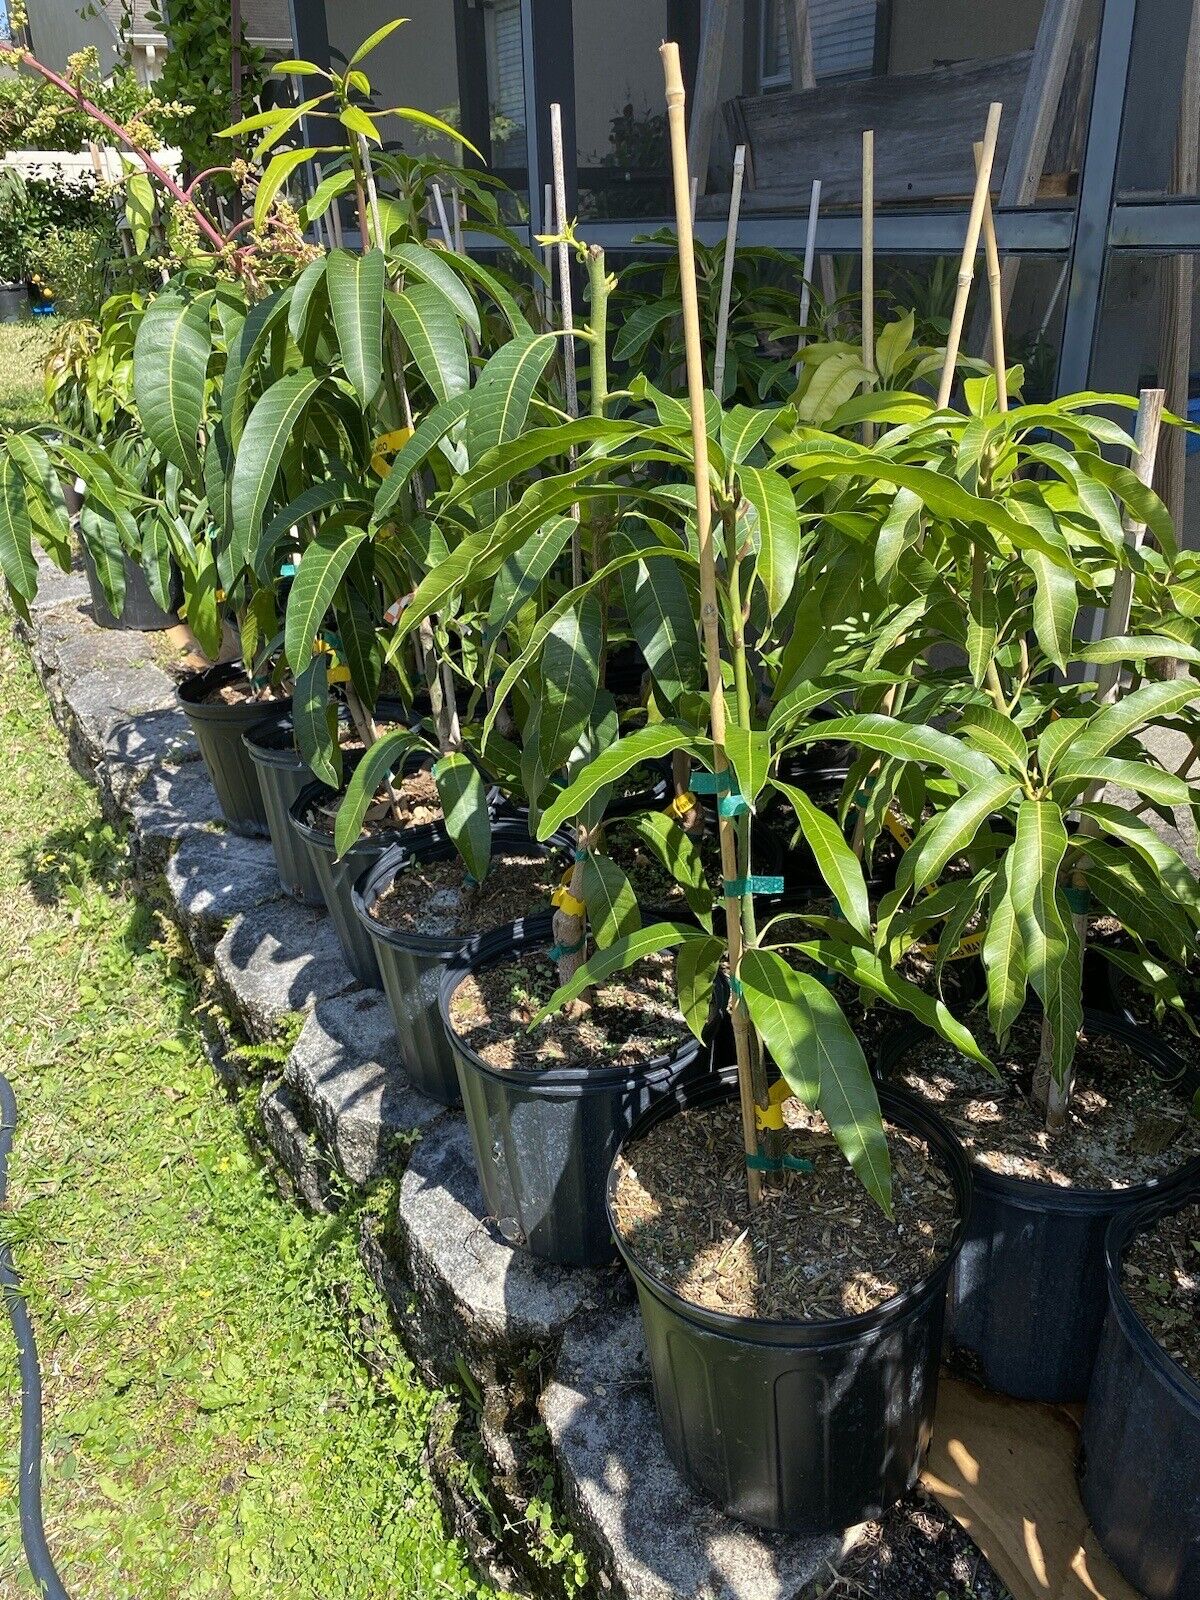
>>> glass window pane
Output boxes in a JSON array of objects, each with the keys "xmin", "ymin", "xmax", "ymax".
[
  {"xmin": 1118, "ymin": 0, "xmax": 1200, "ymax": 200},
  {"xmin": 1093, "ymin": 252, "xmax": 1200, "ymax": 546},
  {"xmin": 699, "ymin": 0, "xmax": 1098, "ymax": 216},
  {"xmin": 327, "ymin": 0, "xmax": 528, "ymax": 212},
  {"xmin": 575, "ymin": 0, "xmax": 674, "ymax": 220}
]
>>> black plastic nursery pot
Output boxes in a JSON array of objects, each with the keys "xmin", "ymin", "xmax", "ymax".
[
  {"xmin": 0, "ymin": 284, "xmax": 27, "ymax": 322},
  {"xmin": 876, "ymin": 1010, "xmax": 1200, "ymax": 1404},
  {"xmin": 353, "ymin": 821, "xmax": 566, "ymax": 1107},
  {"xmin": 1079, "ymin": 1183, "xmax": 1200, "ymax": 1600},
  {"xmin": 289, "ymin": 777, "xmax": 394, "ymax": 987},
  {"xmin": 607, "ymin": 1075, "xmax": 972, "ymax": 1534},
  {"xmin": 178, "ymin": 663, "xmax": 292, "ymax": 837},
  {"xmin": 82, "ymin": 543, "xmax": 181, "ymax": 632},
  {"xmin": 440, "ymin": 914, "xmax": 718, "ymax": 1267},
  {"xmin": 243, "ymin": 718, "xmax": 325, "ymax": 904}
]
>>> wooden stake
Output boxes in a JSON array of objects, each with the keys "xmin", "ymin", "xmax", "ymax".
[
  {"xmin": 356, "ymin": 133, "xmax": 385, "ymax": 251},
  {"xmin": 975, "ymin": 140, "xmax": 1008, "ymax": 413},
  {"xmin": 713, "ymin": 143, "xmax": 746, "ymax": 401},
  {"xmin": 661, "ymin": 40, "xmax": 767, "ymax": 1204},
  {"xmin": 795, "ymin": 177, "xmax": 821, "ymax": 370},
  {"xmin": 550, "ymin": 103, "xmax": 583, "ymax": 587},
  {"xmin": 936, "ymin": 102, "xmax": 1003, "ymax": 410},
  {"xmin": 861, "ymin": 130, "xmax": 875, "ymax": 445}
]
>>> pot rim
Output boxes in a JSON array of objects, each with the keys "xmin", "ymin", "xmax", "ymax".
[
  {"xmin": 1103, "ymin": 1180, "xmax": 1200, "ymax": 1417},
  {"xmin": 243, "ymin": 713, "xmax": 301, "ymax": 765},
  {"xmin": 606, "ymin": 1073, "xmax": 973, "ymax": 1346},
  {"xmin": 177, "ymin": 659, "xmax": 292, "ymax": 712},
  {"xmin": 352, "ymin": 822, "xmax": 565, "ymax": 958},
  {"xmin": 875, "ymin": 1008, "xmax": 1200, "ymax": 1212},
  {"xmin": 438, "ymin": 912, "xmax": 713, "ymax": 1093}
]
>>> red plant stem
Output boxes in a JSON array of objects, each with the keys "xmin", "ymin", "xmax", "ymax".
[
  {"xmin": 185, "ymin": 166, "xmax": 236, "ymax": 199},
  {"xmin": 18, "ymin": 52, "xmax": 230, "ymax": 255}
]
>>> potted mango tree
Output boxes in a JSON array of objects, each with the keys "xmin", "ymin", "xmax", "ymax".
[
  {"xmin": 512, "ymin": 47, "xmax": 1000, "ymax": 1531},
  {"xmin": 836, "ymin": 380, "xmax": 1200, "ymax": 1402}
]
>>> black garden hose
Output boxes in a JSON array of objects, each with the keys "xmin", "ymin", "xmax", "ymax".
[{"xmin": 0, "ymin": 1073, "xmax": 71, "ymax": 1600}]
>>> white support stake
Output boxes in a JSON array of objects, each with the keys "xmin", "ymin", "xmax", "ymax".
[
  {"xmin": 795, "ymin": 177, "xmax": 821, "ymax": 370},
  {"xmin": 713, "ymin": 144, "xmax": 746, "ymax": 401}
]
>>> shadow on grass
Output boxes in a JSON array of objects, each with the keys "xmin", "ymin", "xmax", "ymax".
[{"xmin": 19, "ymin": 815, "xmax": 130, "ymax": 906}]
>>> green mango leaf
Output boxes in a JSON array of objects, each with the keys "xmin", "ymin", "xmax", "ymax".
[
  {"xmin": 229, "ymin": 371, "xmax": 322, "ymax": 576},
  {"xmin": 0, "ymin": 458, "xmax": 37, "ymax": 601},
  {"xmin": 327, "ymin": 248, "xmax": 385, "ymax": 407},
  {"xmin": 1009, "ymin": 799, "xmax": 1081, "ymax": 1084},
  {"xmin": 1027, "ymin": 550, "xmax": 1078, "ymax": 671},
  {"xmin": 798, "ymin": 713, "xmax": 1000, "ymax": 788},
  {"xmin": 959, "ymin": 708, "xmax": 1029, "ymax": 777},
  {"xmin": 536, "ymin": 724, "xmax": 710, "ymax": 841},
  {"xmin": 464, "ymin": 332, "xmax": 557, "ymax": 521},
  {"xmin": 433, "ymin": 752, "xmax": 492, "ymax": 882},
  {"xmin": 179, "ymin": 545, "xmax": 221, "ymax": 661},
  {"xmin": 79, "ymin": 502, "xmax": 128, "ymax": 616},
  {"xmin": 740, "ymin": 463, "xmax": 800, "ymax": 619},
  {"xmin": 740, "ymin": 947, "xmax": 892, "ymax": 1216},
  {"xmin": 1074, "ymin": 634, "xmax": 1200, "ymax": 667},
  {"xmin": 581, "ymin": 852, "xmax": 641, "ymax": 949},
  {"xmin": 293, "ymin": 654, "xmax": 341, "ymax": 789},
  {"xmin": 539, "ymin": 594, "xmax": 602, "ymax": 773},
  {"xmin": 675, "ymin": 935, "xmax": 724, "ymax": 1039},
  {"xmin": 720, "ymin": 405, "xmax": 782, "ymax": 467},
  {"xmin": 285, "ymin": 525, "xmax": 368, "ymax": 674},
  {"xmin": 620, "ymin": 538, "xmax": 700, "ymax": 705},
  {"xmin": 724, "ymin": 725, "xmax": 771, "ymax": 806},
  {"xmin": 140, "ymin": 513, "xmax": 174, "ymax": 613},
  {"xmin": 124, "ymin": 170, "xmax": 155, "ymax": 252},
  {"xmin": 287, "ymin": 254, "xmax": 328, "ymax": 348},
  {"xmin": 617, "ymin": 811, "xmax": 713, "ymax": 926},
  {"xmin": 373, "ymin": 393, "xmax": 470, "ymax": 520},
  {"xmin": 1052, "ymin": 755, "xmax": 1192, "ymax": 808},
  {"xmin": 1060, "ymin": 681, "xmax": 1200, "ymax": 767},
  {"xmin": 332, "ymin": 728, "xmax": 416, "ymax": 858},
  {"xmin": 898, "ymin": 775, "xmax": 1021, "ymax": 895},
  {"xmin": 132, "ymin": 295, "xmax": 212, "ymax": 476},
  {"xmin": 349, "ymin": 16, "xmax": 408, "ymax": 63},
  {"xmin": 387, "ymin": 282, "xmax": 470, "ymax": 403},
  {"xmin": 391, "ymin": 243, "xmax": 483, "ymax": 340},
  {"xmin": 1080, "ymin": 802, "xmax": 1200, "ymax": 926},
  {"xmin": 253, "ymin": 146, "xmax": 319, "ymax": 233},
  {"xmin": 486, "ymin": 515, "xmax": 576, "ymax": 648},
  {"xmin": 770, "ymin": 780, "xmax": 871, "ymax": 938}
]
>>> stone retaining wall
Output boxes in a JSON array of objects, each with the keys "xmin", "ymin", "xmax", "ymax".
[{"xmin": 15, "ymin": 561, "xmax": 854, "ymax": 1600}]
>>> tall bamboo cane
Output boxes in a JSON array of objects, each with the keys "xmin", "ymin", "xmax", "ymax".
[
  {"xmin": 661, "ymin": 40, "xmax": 769, "ymax": 1204},
  {"xmin": 975, "ymin": 140, "xmax": 1008, "ymax": 414},
  {"xmin": 936, "ymin": 102, "xmax": 1003, "ymax": 409},
  {"xmin": 795, "ymin": 177, "xmax": 821, "ymax": 372},
  {"xmin": 861, "ymin": 131, "xmax": 875, "ymax": 446},
  {"xmin": 550, "ymin": 103, "xmax": 583, "ymax": 587}
]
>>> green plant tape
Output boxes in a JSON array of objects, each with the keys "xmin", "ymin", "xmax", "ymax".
[
  {"xmin": 724, "ymin": 875, "xmax": 785, "ymax": 897},
  {"xmin": 548, "ymin": 938, "xmax": 584, "ymax": 960},
  {"xmin": 745, "ymin": 1152, "xmax": 814, "ymax": 1174},
  {"xmin": 689, "ymin": 770, "xmax": 731, "ymax": 794}
]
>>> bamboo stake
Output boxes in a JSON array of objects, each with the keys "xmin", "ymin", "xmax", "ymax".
[
  {"xmin": 975, "ymin": 140, "xmax": 1008, "ymax": 413},
  {"xmin": 550, "ymin": 102, "xmax": 583, "ymax": 587},
  {"xmin": 936, "ymin": 102, "xmax": 1003, "ymax": 409},
  {"xmin": 795, "ymin": 177, "xmax": 821, "ymax": 371},
  {"xmin": 451, "ymin": 183, "xmax": 464, "ymax": 255},
  {"xmin": 541, "ymin": 181, "xmax": 554, "ymax": 328},
  {"xmin": 357, "ymin": 133, "xmax": 385, "ymax": 251},
  {"xmin": 713, "ymin": 143, "xmax": 746, "ymax": 401},
  {"xmin": 861, "ymin": 131, "xmax": 875, "ymax": 446},
  {"xmin": 661, "ymin": 40, "xmax": 769, "ymax": 1205},
  {"xmin": 1033, "ymin": 390, "xmax": 1164, "ymax": 1129}
]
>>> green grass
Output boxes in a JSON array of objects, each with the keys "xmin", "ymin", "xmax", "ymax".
[
  {"xmin": 0, "ymin": 611, "xmax": 496, "ymax": 1599},
  {"xmin": 0, "ymin": 321, "xmax": 53, "ymax": 429}
]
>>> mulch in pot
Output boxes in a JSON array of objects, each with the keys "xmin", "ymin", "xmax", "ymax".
[
  {"xmin": 370, "ymin": 851, "xmax": 556, "ymax": 939},
  {"xmin": 306, "ymin": 764, "xmax": 443, "ymax": 840},
  {"xmin": 889, "ymin": 1010, "xmax": 1200, "ymax": 1189},
  {"xmin": 199, "ymin": 677, "xmax": 288, "ymax": 707},
  {"xmin": 1122, "ymin": 1198, "xmax": 1200, "ymax": 1380},
  {"xmin": 448, "ymin": 949, "xmax": 688, "ymax": 1072},
  {"xmin": 611, "ymin": 1096, "xmax": 959, "ymax": 1321}
]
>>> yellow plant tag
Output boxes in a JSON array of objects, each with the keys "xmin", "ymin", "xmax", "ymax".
[
  {"xmin": 755, "ymin": 1077, "xmax": 793, "ymax": 1133},
  {"xmin": 371, "ymin": 426, "xmax": 414, "ymax": 478},
  {"xmin": 666, "ymin": 790, "xmax": 698, "ymax": 819}
]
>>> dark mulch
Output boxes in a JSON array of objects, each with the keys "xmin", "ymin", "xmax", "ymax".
[
  {"xmin": 370, "ymin": 851, "xmax": 556, "ymax": 939},
  {"xmin": 889, "ymin": 1010, "xmax": 1200, "ymax": 1189},
  {"xmin": 611, "ymin": 1097, "xmax": 959, "ymax": 1321},
  {"xmin": 447, "ymin": 948, "xmax": 687, "ymax": 1072},
  {"xmin": 829, "ymin": 1488, "xmax": 1013, "ymax": 1600},
  {"xmin": 1123, "ymin": 1198, "xmax": 1200, "ymax": 1381}
]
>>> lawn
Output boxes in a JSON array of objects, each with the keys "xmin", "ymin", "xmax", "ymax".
[
  {"xmin": 0, "ymin": 321, "xmax": 53, "ymax": 430},
  {"xmin": 0, "ymin": 611, "xmax": 493, "ymax": 1598}
]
